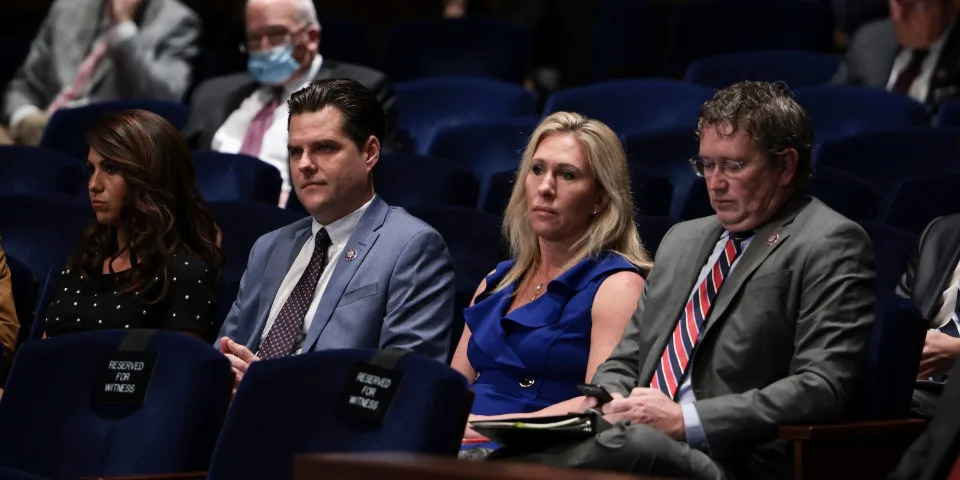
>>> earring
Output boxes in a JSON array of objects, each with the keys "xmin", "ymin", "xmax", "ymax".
[{"xmin": 592, "ymin": 208, "xmax": 599, "ymax": 215}]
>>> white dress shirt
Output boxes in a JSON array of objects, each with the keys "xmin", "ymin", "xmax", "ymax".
[
  {"xmin": 211, "ymin": 55, "xmax": 323, "ymax": 193},
  {"xmin": 886, "ymin": 22, "xmax": 955, "ymax": 104},
  {"xmin": 931, "ymin": 258, "xmax": 960, "ymax": 330},
  {"xmin": 676, "ymin": 230, "xmax": 755, "ymax": 452},
  {"xmin": 259, "ymin": 195, "xmax": 374, "ymax": 353}
]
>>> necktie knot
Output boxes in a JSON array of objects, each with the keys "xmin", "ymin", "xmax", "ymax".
[{"xmin": 315, "ymin": 228, "xmax": 332, "ymax": 251}]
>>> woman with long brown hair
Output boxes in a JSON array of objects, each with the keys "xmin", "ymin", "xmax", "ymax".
[{"xmin": 43, "ymin": 109, "xmax": 221, "ymax": 341}]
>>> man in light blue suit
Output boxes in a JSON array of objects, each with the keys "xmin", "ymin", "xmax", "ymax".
[{"xmin": 218, "ymin": 79, "xmax": 455, "ymax": 387}]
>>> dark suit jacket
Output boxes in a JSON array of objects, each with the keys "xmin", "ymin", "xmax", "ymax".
[
  {"xmin": 888, "ymin": 355, "xmax": 960, "ymax": 480},
  {"xmin": 182, "ymin": 59, "xmax": 397, "ymax": 150},
  {"xmin": 593, "ymin": 195, "xmax": 876, "ymax": 479},
  {"xmin": 896, "ymin": 214, "xmax": 960, "ymax": 322},
  {"xmin": 832, "ymin": 17, "xmax": 960, "ymax": 111}
]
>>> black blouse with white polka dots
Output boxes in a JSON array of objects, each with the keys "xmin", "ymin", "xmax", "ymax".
[{"xmin": 44, "ymin": 253, "xmax": 217, "ymax": 341}]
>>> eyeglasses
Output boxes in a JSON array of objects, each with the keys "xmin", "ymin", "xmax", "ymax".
[
  {"xmin": 239, "ymin": 24, "xmax": 309, "ymax": 53},
  {"xmin": 688, "ymin": 157, "xmax": 750, "ymax": 177}
]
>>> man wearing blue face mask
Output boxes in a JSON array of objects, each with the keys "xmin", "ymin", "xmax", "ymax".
[{"xmin": 183, "ymin": 0, "xmax": 396, "ymax": 207}]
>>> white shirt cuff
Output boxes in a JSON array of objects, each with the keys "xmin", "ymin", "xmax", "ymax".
[
  {"xmin": 681, "ymin": 402, "xmax": 711, "ymax": 452},
  {"xmin": 10, "ymin": 105, "xmax": 41, "ymax": 130}
]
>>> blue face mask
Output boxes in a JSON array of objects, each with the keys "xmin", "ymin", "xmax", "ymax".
[{"xmin": 247, "ymin": 44, "xmax": 300, "ymax": 85}]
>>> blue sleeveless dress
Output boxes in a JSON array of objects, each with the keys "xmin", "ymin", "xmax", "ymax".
[{"xmin": 465, "ymin": 251, "xmax": 639, "ymax": 417}]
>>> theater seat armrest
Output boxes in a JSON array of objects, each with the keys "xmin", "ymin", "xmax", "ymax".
[
  {"xmin": 778, "ymin": 418, "xmax": 927, "ymax": 440},
  {"xmin": 80, "ymin": 471, "xmax": 208, "ymax": 480}
]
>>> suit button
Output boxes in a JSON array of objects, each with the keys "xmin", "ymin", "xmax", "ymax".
[{"xmin": 519, "ymin": 377, "xmax": 535, "ymax": 388}]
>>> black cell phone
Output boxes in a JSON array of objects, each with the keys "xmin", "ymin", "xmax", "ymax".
[{"xmin": 576, "ymin": 383, "xmax": 614, "ymax": 407}]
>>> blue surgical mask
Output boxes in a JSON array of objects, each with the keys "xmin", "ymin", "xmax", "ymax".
[{"xmin": 248, "ymin": 44, "xmax": 300, "ymax": 85}]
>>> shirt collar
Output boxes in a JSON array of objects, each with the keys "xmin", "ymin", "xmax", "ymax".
[{"xmin": 310, "ymin": 194, "xmax": 375, "ymax": 248}]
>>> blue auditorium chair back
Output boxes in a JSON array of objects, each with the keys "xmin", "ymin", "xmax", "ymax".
[
  {"xmin": 663, "ymin": 0, "xmax": 833, "ymax": 75},
  {"xmin": 0, "ymin": 146, "xmax": 85, "ymax": 196},
  {"xmin": 591, "ymin": 0, "xmax": 662, "ymax": 81},
  {"xmin": 0, "ymin": 194, "xmax": 93, "ymax": 281},
  {"xmin": 630, "ymin": 165, "xmax": 674, "ymax": 217},
  {"xmin": 623, "ymin": 128, "xmax": 701, "ymax": 220},
  {"xmin": 885, "ymin": 173, "xmax": 960, "ymax": 235},
  {"xmin": 318, "ymin": 16, "xmax": 372, "ymax": 66},
  {"xmin": 481, "ymin": 169, "xmax": 516, "ymax": 217},
  {"xmin": 40, "ymin": 100, "xmax": 190, "ymax": 160},
  {"xmin": 814, "ymin": 128, "xmax": 960, "ymax": 203},
  {"xmin": 793, "ymin": 86, "xmax": 929, "ymax": 144},
  {"xmin": 0, "ymin": 330, "xmax": 233, "ymax": 479},
  {"xmin": 427, "ymin": 118, "xmax": 537, "ymax": 208},
  {"xmin": 679, "ymin": 178, "xmax": 713, "ymax": 221},
  {"xmin": 861, "ymin": 222, "xmax": 918, "ymax": 293},
  {"xmin": 373, "ymin": 154, "xmax": 480, "ymax": 209},
  {"xmin": 192, "ymin": 151, "xmax": 283, "ymax": 204},
  {"xmin": 856, "ymin": 294, "xmax": 927, "ymax": 419},
  {"xmin": 807, "ymin": 166, "xmax": 881, "ymax": 222},
  {"xmin": 685, "ymin": 50, "xmax": 840, "ymax": 89},
  {"xmin": 206, "ymin": 348, "xmax": 473, "ymax": 480},
  {"xmin": 935, "ymin": 99, "xmax": 960, "ymax": 127},
  {"xmin": 635, "ymin": 215, "xmax": 677, "ymax": 258},
  {"xmin": 207, "ymin": 201, "xmax": 306, "ymax": 330},
  {"xmin": 395, "ymin": 77, "xmax": 535, "ymax": 154},
  {"xmin": 543, "ymin": 80, "xmax": 713, "ymax": 139},
  {"xmin": 381, "ymin": 18, "xmax": 531, "ymax": 83}
]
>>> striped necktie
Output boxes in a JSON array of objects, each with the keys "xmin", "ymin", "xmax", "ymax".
[{"xmin": 651, "ymin": 232, "xmax": 751, "ymax": 399}]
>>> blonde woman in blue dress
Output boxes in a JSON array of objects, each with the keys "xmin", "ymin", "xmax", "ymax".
[{"xmin": 452, "ymin": 112, "xmax": 653, "ymax": 443}]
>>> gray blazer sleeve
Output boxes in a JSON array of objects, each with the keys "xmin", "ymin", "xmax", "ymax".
[
  {"xmin": 108, "ymin": 6, "xmax": 201, "ymax": 101},
  {"xmin": 694, "ymin": 222, "xmax": 875, "ymax": 458},
  {"xmin": 380, "ymin": 228, "xmax": 456, "ymax": 363},
  {"xmin": 2, "ymin": 3, "xmax": 58, "ymax": 122}
]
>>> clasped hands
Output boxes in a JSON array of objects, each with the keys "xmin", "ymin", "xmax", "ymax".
[
  {"xmin": 580, "ymin": 387, "xmax": 686, "ymax": 441},
  {"xmin": 219, "ymin": 337, "xmax": 260, "ymax": 393}
]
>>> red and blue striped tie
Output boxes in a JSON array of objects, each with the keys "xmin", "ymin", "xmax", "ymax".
[{"xmin": 651, "ymin": 233, "xmax": 750, "ymax": 399}]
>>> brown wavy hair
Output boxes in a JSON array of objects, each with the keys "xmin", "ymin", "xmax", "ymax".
[{"xmin": 69, "ymin": 109, "xmax": 221, "ymax": 304}]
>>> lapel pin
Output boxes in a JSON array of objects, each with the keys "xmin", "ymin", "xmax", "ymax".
[
  {"xmin": 766, "ymin": 233, "xmax": 779, "ymax": 246},
  {"xmin": 345, "ymin": 249, "xmax": 358, "ymax": 261}
]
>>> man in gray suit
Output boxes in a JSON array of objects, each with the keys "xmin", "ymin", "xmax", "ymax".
[
  {"xmin": 832, "ymin": 0, "xmax": 960, "ymax": 111},
  {"xmin": 182, "ymin": 0, "xmax": 396, "ymax": 206},
  {"xmin": 218, "ymin": 79, "xmax": 455, "ymax": 390},
  {"xmin": 497, "ymin": 82, "xmax": 876, "ymax": 479},
  {"xmin": 1, "ymin": 0, "xmax": 200, "ymax": 145}
]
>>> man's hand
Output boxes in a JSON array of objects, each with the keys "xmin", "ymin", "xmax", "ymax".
[
  {"xmin": 917, "ymin": 330, "xmax": 960, "ymax": 379},
  {"xmin": 601, "ymin": 387, "xmax": 685, "ymax": 441},
  {"xmin": 219, "ymin": 337, "xmax": 260, "ymax": 392},
  {"xmin": 12, "ymin": 111, "xmax": 49, "ymax": 146},
  {"xmin": 579, "ymin": 390, "xmax": 624, "ymax": 412},
  {"xmin": 107, "ymin": 0, "xmax": 143, "ymax": 25}
]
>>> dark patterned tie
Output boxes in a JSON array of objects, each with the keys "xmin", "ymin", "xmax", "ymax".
[
  {"xmin": 892, "ymin": 49, "xmax": 929, "ymax": 94},
  {"xmin": 258, "ymin": 229, "xmax": 332, "ymax": 359}
]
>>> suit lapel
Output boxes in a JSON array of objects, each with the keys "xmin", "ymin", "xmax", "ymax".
[
  {"xmin": 920, "ymin": 224, "xmax": 960, "ymax": 319},
  {"xmin": 247, "ymin": 221, "xmax": 312, "ymax": 350},
  {"xmin": 638, "ymin": 221, "xmax": 725, "ymax": 382},
  {"xmin": 301, "ymin": 197, "xmax": 387, "ymax": 351},
  {"xmin": 697, "ymin": 196, "xmax": 808, "ymax": 343}
]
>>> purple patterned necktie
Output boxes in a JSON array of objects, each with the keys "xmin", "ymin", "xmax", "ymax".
[
  {"xmin": 258, "ymin": 228, "xmax": 332, "ymax": 359},
  {"xmin": 239, "ymin": 87, "xmax": 283, "ymax": 157}
]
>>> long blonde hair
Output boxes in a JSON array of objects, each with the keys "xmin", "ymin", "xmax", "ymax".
[{"xmin": 494, "ymin": 111, "xmax": 653, "ymax": 293}]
